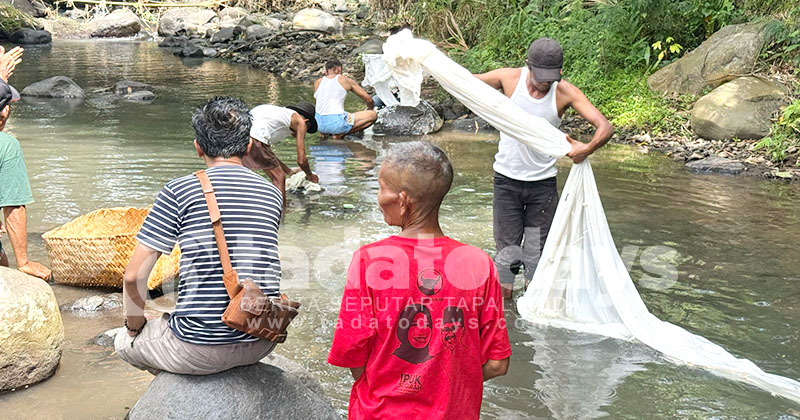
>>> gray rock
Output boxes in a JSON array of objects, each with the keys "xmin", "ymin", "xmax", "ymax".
[
  {"xmin": 452, "ymin": 117, "xmax": 497, "ymax": 133},
  {"xmin": 93, "ymin": 327, "xmax": 124, "ymax": 347},
  {"xmin": 127, "ymin": 362, "xmax": 339, "ymax": 420},
  {"xmin": 373, "ymin": 101, "xmax": 443, "ymax": 136},
  {"xmin": 114, "ymin": 80, "xmax": 152, "ymax": 96},
  {"xmin": 9, "ymin": 28, "xmax": 51, "ymax": 45},
  {"xmin": 158, "ymin": 35, "xmax": 187, "ymax": 48},
  {"xmin": 691, "ymin": 76, "xmax": 788, "ymax": 140},
  {"xmin": 261, "ymin": 354, "xmax": 324, "ymax": 395},
  {"xmin": 159, "ymin": 7, "xmax": 217, "ymax": 37},
  {"xmin": 217, "ymin": 6, "xmax": 249, "ymax": 21},
  {"xmin": 442, "ymin": 103, "xmax": 468, "ymax": 120},
  {"xmin": 10, "ymin": 0, "xmax": 48, "ymax": 17},
  {"xmin": 123, "ymin": 90, "xmax": 156, "ymax": 102},
  {"xmin": 60, "ymin": 293, "xmax": 122, "ymax": 315},
  {"xmin": 245, "ymin": 24, "xmax": 272, "ymax": 41},
  {"xmin": 685, "ymin": 156, "xmax": 746, "ymax": 175},
  {"xmin": 211, "ymin": 27, "xmax": 235, "ymax": 44},
  {"xmin": 85, "ymin": 9, "xmax": 141, "ymax": 37},
  {"xmin": 648, "ymin": 23, "xmax": 771, "ymax": 95},
  {"xmin": 0, "ymin": 266, "xmax": 64, "ymax": 392},
  {"xmin": 22, "ymin": 76, "xmax": 85, "ymax": 98},
  {"xmin": 202, "ymin": 47, "xmax": 217, "ymax": 57},
  {"xmin": 352, "ymin": 38, "xmax": 383, "ymax": 55},
  {"xmin": 292, "ymin": 8, "xmax": 342, "ymax": 34},
  {"xmin": 356, "ymin": 5, "xmax": 369, "ymax": 19},
  {"xmin": 179, "ymin": 45, "xmax": 205, "ymax": 58}
]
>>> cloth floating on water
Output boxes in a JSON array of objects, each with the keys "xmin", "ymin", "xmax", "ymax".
[
  {"xmin": 286, "ymin": 171, "xmax": 322, "ymax": 194},
  {"xmin": 376, "ymin": 29, "xmax": 800, "ymax": 404}
]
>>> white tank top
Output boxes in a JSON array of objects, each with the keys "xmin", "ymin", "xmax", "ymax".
[
  {"xmin": 493, "ymin": 66, "xmax": 560, "ymax": 181},
  {"xmin": 314, "ymin": 75, "xmax": 347, "ymax": 115}
]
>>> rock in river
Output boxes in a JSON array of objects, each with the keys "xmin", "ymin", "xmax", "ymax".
[
  {"xmin": 114, "ymin": 80, "xmax": 153, "ymax": 96},
  {"xmin": 0, "ymin": 266, "xmax": 64, "ymax": 392},
  {"xmin": 126, "ymin": 362, "xmax": 339, "ymax": 419},
  {"xmin": 373, "ymin": 101, "xmax": 443, "ymax": 136},
  {"xmin": 85, "ymin": 9, "xmax": 141, "ymax": 38},
  {"xmin": 685, "ymin": 156, "xmax": 746, "ymax": 175},
  {"xmin": 60, "ymin": 293, "xmax": 121, "ymax": 315},
  {"xmin": 9, "ymin": 28, "xmax": 51, "ymax": 45},
  {"xmin": 22, "ymin": 76, "xmax": 85, "ymax": 98}
]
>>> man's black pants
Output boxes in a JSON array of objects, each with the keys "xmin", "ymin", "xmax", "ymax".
[{"xmin": 492, "ymin": 172, "xmax": 558, "ymax": 288}]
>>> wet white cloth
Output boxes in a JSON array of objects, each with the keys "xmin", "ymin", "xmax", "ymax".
[
  {"xmin": 285, "ymin": 171, "xmax": 322, "ymax": 194},
  {"xmin": 362, "ymin": 53, "xmax": 400, "ymax": 107},
  {"xmin": 374, "ymin": 29, "xmax": 800, "ymax": 404}
]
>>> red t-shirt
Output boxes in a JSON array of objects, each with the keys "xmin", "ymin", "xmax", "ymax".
[{"xmin": 328, "ymin": 235, "xmax": 512, "ymax": 420}]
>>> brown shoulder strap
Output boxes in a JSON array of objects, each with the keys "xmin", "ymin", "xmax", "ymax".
[{"xmin": 194, "ymin": 170, "xmax": 241, "ymax": 298}]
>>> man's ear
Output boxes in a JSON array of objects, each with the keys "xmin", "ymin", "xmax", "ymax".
[
  {"xmin": 0, "ymin": 104, "xmax": 10, "ymax": 119},
  {"xmin": 194, "ymin": 139, "xmax": 204, "ymax": 158},
  {"xmin": 246, "ymin": 137, "xmax": 253, "ymax": 154},
  {"xmin": 398, "ymin": 191, "xmax": 411, "ymax": 215}
]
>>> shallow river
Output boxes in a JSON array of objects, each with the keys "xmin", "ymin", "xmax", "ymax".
[{"xmin": 1, "ymin": 40, "xmax": 799, "ymax": 419}]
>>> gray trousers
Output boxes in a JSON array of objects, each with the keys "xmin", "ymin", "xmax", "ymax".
[
  {"xmin": 492, "ymin": 172, "xmax": 558, "ymax": 287},
  {"xmin": 115, "ymin": 313, "xmax": 276, "ymax": 375}
]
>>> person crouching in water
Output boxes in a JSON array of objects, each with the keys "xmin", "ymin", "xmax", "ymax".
[
  {"xmin": 328, "ymin": 141, "xmax": 511, "ymax": 419},
  {"xmin": 313, "ymin": 59, "xmax": 377, "ymax": 139}
]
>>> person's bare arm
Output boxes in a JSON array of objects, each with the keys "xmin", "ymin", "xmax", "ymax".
[
  {"xmin": 560, "ymin": 81, "xmax": 614, "ymax": 163},
  {"xmin": 2, "ymin": 206, "xmax": 51, "ymax": 280},
  {"xmin": 482, "ymin": 357, "xmax": 510, "ymax": 381},
  {"xmin": 344, "ymin": 77, "xmax": 374, "ymax": 110},
  {"xmin": 290, "ymin": 112, "xmax": 317, "ymax": 182},
  {"xmin": 0, "ymin": 46, "xmax": 23, "ymax": 82},
  {"xmin": 313, "ymin": 78, "xmax": 322, "ymax": 94},
  {"xmin": 350, "ymin": 366, "xmax": 365, "ymax": 380},
  {"xmin": 122, "ymin": 243, "xmax": 161, "ymax": 336},
  {"xmin": 474, "ymin": 68, "xmax": 520, "ymax": 97}
]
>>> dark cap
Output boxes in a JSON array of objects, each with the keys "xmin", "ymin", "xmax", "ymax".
[
  {"xmin": 286, "ymin": 100, "xmax": 317, "ymax": 134},
  {"xmin": 527, "ymin": 38, "xmax": 563, "ymax": 83},
  {"xmin": 0, "ymin": 80, "xmax": 20, "ymax": 110}
]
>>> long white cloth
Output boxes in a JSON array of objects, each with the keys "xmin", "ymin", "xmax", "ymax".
[{"xmin": 373, "ymin": 29, "xmax": 800, "ymax": 404}]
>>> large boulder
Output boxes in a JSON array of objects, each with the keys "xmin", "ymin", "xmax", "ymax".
[
  {"xmin": 648, "ymin": 23, "xmax": 770, "ymax": 95},
  {"xmin": 85, "ymin": 9, "xmax": 141, "ymax": 38},
  {"xmin": 0, "ymin": 266, "xmax": 64, "ymax": 392},
  {"xmin": 22, "ymin": 76, "xmax": 85, "ymax": 98},
  {"xmin": 373, "ymin": 101, "xmax": 443, "ymax": 136},
  {"xmin": 3, "ymin": 0, "xmax": 48, "ymax": 18},
  {"xmin": 9, "ymin": 28, "xmax": 51, "ymax": 44},
  {"xmin": 158, "ymin": 7, "xmax": 216, "ymax": 37},
  {"xmin": 292, "ymin": 8, "xmax": 342, "ymax": 34},
  {"xmin": 127, "ymin": 362, "xmax": 339, "ymax": 419},
  {"xmin": 691, "ymin": 76, "xmax": 788, "ymax": 140}
]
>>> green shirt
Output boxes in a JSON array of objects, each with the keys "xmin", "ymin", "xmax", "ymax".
[{"xmin": 0, "ymin": 132, "xmax": 34, "ymax": 207}]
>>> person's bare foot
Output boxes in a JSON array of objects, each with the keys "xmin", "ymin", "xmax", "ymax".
[
  {"xmin": 18, "ymin": 260, "xmax": 52, "ymax": 281},
  {"xmin": 332, "ymin": 134, "xmax": 345, "ymax": 140}
]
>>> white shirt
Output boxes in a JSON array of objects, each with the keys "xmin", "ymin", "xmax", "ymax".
[
  {"xmin": 314, "ymin": 75, "xmax": 347, "ymax": 116},
  {"xmin": 250, "ymin": 105, "xmax": 295, "ymax": 145}
]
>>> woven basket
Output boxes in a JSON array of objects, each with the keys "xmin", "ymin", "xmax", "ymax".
[{"xmin": 42, "ymin": 207, "xmax": 180, "ymax": 289}]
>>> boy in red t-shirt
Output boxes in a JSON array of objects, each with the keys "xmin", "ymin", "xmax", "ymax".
[{"xmin": 328, "ymin": 141, "xmax": 512, "ymax": 419}]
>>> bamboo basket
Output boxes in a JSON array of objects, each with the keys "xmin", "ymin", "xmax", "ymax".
[{"xmin": 42, "ymin": 207, "xmax": 180, "ymax": 290}]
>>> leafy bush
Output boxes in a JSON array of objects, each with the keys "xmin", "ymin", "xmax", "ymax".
[{"xmin": 755, "ymin": 100, "xmax": 800, "ymax": 162}]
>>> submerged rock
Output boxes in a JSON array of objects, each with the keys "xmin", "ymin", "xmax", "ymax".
[
  {"xmin": 9, "ymin": 28, "xmax": 51, "ymax": 44},
  {"xmin": 123, "ymin": 90, "xmax": 156, "ymax": 102},
  {"xmin": 127, "ymin": 362, "xmax": 339, "ymax": 419},
  {"xmin": 0, "ymin": 266, "xmax": 64, "ymax": 392},
  {"xmin": 22, "ymin": 76, "xmax": 85, "ymax": 98},
  {"xmin": 373, "ymin": 101, "xmax": 443, "ymax": 136},
  {"xmin": 94, "ymin": 327, "xmax": 124, "ymax": 347},
  {"xmin": 691, "ymin": 76, "xmax": 788, "ymax": 140},
  {"xmin": 85, "ymin": 9, "xmax": 141, "ymax": 38},
  {"xmin": 60, "ymin": 293, "xmax": 121, "ymax": 315},
  {"xmin": 114, "ymin": 80, "xmax": 152, "ymax": 96},
  {"xmin": 685, "ymin": 156, "xmax": 746, "ymax": 175},
  {"xmin": 292, "ymin": 8, "xmax": 342, "ymax": 34}
]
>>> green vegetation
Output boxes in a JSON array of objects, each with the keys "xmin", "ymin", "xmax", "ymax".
[
  {"xmin": 0, "ymin": 4, "xmax": 38, "ymax": 35},
  {"xmin": 378, "ymin": 0, "xmax": 800, "ymax": 140},
  {"xmin": 755, "ymin": 100, "xmax": 800, "ymax": 164}
]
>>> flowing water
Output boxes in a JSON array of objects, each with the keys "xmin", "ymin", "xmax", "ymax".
[{"xmin": 1, "ymin": 40, "xmax": 799, "ymax": 419}]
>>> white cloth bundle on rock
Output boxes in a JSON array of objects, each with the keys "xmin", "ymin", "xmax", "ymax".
[
  {"xmin": 285, "ymin": 172, "xmax": 322, "ymax": 194},
  {"xmin": 370, "ymin": 29, "xmax": 800, "ymax": 404}
]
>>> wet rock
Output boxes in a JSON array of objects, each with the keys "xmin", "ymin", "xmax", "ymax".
[
  {"xmin": 93, "ymin": 327, "xmax": 124, "ymax": 347},
  {"xmin": 685, "ymin": 156, "xmax": 746, "ymax": 175},
  {"xmin": 691, "ymin": 76, "xmax": 788, "ymax": 140},
  {"xmin": 648, "ymin": 22, "xmax": 771, "ymax": 95},
  {"xmin": 352, "ymin": 38, "xmax": 383, "ymax": 55},
  {"xmin": 159, "ymin": 7, "xmax": 216, "ymax": 37},
  {"xmin": 85, "ymin": 9, "xmax": 141, "ymax": 38},
  {"xmin": 114, "ymin": 80, "xmax": 152, "ymax": 96},
  {"xmin": 158, "ymin": 35, "xmax": 187, "ymax": 48},
  {"xmin": 292, "ymin": 8, "xmax": 342, "ymax": 34},
  {"xmin": 373, "ymin": 101, "xmax": 443, "ymax": 136},
  {"xmin": 60, "ymin": 293, "xmax": 122, "ymax": 315},
  {"xmin": 9, "ymin": 28, "xmax": 51, "ymax": 44},
  {"xmin": 211, "ymin": 27, "xmax": 234, "ymax": 44},
  {"xmin": 202, "ymin": 47, "xmax": 217, "ymax": 57},
  {"xmin": 0, "ymin": 266, "xmax": 64, "ymax": 392},
  {"xmin": 127, "ymin": 362, "xmax": 339, "ymax": 420},
  {"xmin": 178, "ymin": 45, "xmax": 205, "ymax": 58},
  {"xmin": 22, "ymin": 76, "xmax": 85, "ymax": 98},
  {"xmin": 442, "ymin": 103, "xmax": 468, "ymax": 120},
  {"xmin": 123, "ymin": 90, "xmax": 156, "ymax": 102},
  {"xmin": 452, "ymin": 117, "xmax": 497, "ymax": 133},
  {"xmin": 245, "ymin": 24, "xmax": 272, "ymax": 41}
]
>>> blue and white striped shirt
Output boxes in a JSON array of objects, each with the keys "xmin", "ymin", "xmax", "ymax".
[{"xmin": 137, "ymin": 165, "xmax": 283, "ymax": 345}]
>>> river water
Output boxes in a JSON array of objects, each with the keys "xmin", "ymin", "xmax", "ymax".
[{"xmin": 1, "ymin": 40, "xmax": 799, "ymax": 419}]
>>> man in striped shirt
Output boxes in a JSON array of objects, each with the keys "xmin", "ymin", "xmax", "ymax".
[{"xmin": 115, "ymin": 97, "xmax": 283, "ymax": 375}]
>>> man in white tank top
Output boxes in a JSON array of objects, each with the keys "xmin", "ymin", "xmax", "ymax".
[
  {"xmin": 313, "ymin": 59, "xmax": 377, "ymax": 139},
  {"xmin": 475, "ymin": 38, "xmax": 614, "ymax": 298}
]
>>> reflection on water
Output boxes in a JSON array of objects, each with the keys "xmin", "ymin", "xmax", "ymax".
[{"xmin": 1, "ymin": 41, "xmax": 800, "ymax": 419}]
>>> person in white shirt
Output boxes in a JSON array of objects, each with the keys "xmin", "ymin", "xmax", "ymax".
[
  {"xmin": 242, "ymin": 101, "xmax": 319, "ymax": 202},
  {"xmin": 313, "ymin": 59, "xmax": 377, "ymax": 139},
  {"xmin": 475, "ymin": 38, "xmax": 614, "ymax": 298}
]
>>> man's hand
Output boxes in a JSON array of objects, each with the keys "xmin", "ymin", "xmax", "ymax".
[
  {"xmin": 566, "ymin": 134, "xmax": 592, "ymax": 164},
  {"xmin": 0, "ymin": 46, "xmax": 23, "ymax": 82},
  {"xmin": 18, "ymin": 260, "xmax": 52, "ymax": 281},
  {"xmin": 306, "ymin": 173, "xmax": 319, "ymax": 183}
]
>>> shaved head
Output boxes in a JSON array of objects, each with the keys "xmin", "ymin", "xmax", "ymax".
[{"xmin": 381, "ymin": 141, "xmax": 453, "ymax": 212}]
